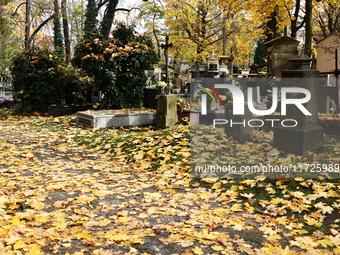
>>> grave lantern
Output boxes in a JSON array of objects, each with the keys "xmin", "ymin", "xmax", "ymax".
[
  {"xmin": 180, "ymin": 55, "xmax": 189, "ymax": 73},
  {"xmin": 189, "ymin": 61, "xmax": 199, "ymax": 78},
  {"xmin": 198, "ymin": 63, "xmax": 207, "ymax": 77},
  {"xmin": 206, "ymin": 50, "xmax": 220, "ymax": 77},
  {"xmin": 218, "ymin": 56, "xmax": 230, "ymax": 78}
]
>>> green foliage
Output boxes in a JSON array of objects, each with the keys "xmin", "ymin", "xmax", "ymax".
[
  {"xmin": 0, "ymin": 1, "xmax": 19, "ymax": 73},
  {"xmin": 72, "ymin": 23, "xmax": 159, "ymax": 109},
  {"xmin": 11, "ymin": 49, "xmax": 93, "ymax": 113},
  {"xmin": 253, "ymin": 37, "xmax": 267, "ymax": 69}
]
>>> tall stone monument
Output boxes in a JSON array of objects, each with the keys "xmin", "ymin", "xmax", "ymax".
[
  {"xmin": 265, "ymin": 36, "xmax": 299, "ymax": 77},
  {"xmin": 274, "ymin": 55, "xmax": 324, "ymax": 154}
]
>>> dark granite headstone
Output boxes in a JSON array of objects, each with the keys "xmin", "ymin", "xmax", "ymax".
[
  {"xmin": 273, "ymin": 55, "xmax": 324, "ymax": 154},
  {"xmin": 225, "ymin": 103, "xmax": 253, "ymax": 142}
]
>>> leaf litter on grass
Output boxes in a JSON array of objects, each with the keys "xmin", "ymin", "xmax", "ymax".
[{"xmin": 0, "ymin": 108, "xmax": 340, "ymax": 254}]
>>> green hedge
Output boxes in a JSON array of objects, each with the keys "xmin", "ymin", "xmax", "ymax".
[
  {"xmin": 11, "ymin": 49, "xmax": 93, "ymax": 113},
  {"xmin": 72, "ymin": 23, "xmax": 158, "ymax": 109}
]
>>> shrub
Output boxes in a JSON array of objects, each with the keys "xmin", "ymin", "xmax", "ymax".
[
  {"xmin": 72, "ymin": 22, "xmax": 158, "ymax": 109},
  {"xmin": 11, "ymin": 49, "xmax": 93, "ymax": 113}
]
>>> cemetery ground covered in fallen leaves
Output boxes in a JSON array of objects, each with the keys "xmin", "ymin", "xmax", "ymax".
[{"xmin": 1, "ymin": 108, "xmax": 340, "ymax": 255}]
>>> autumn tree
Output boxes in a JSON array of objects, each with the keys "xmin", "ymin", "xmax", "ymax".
[
  {"xmin": 136, "ymin": 0, "xmax": 165, "ymax": 59},
  {"xmin": 314, "ymin": 1, "xmax": 340, "ymax": 41},
  {"xmin": 0, "ymin": 0, "xmax": 18, "ymax": 72},
  {"xmin": 12, "ymin": 0, "xmax": 55, "ymax": 51},
  {"xmin": 67, "ymin": 0, "xmax": 86, "ymax": 48},
  {"xmin": 165, "ymin": 0, "xmax": 244, "ymax": 62}
]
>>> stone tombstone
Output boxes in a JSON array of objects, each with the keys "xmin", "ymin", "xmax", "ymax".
[
  {"xmin": 189, "ymin": 62, "xmax": 199, "ymax": 78},
  {"xmin": 246, "ymin": 80, "xmax": 261, "ymax": 104},
  {"xmin": 156, "ymin": 94, "xmax": 177, "ymax": 128},
  {"xmin": 316, "ymin": 34, "xmax": 340, "ymax": 76},
  {"xmin": 180, "ymin": 55, "xmax": 189, "ymax": 73},
  {"xmin": 206, "ymin": 50, "xmax": 220, "ymax": 76},
  {"xmin": 232, "ymin": 66, "xmax": 239, "ymax": 75},
  {"xmin": 225, "ymin": 102, "xmax": 253, "ymax": 142},
  {"xmin": 174, "ymin": 77, "xmax": 182, "ymax": 90},
  {"xmin": 179, "ymin": 73, "xmax": 191, "ymax": 85},
  {"xmin": 147, "ymin": 65, "xmax": 175, "ymax": 82},
  {"xmin": 249, "ymin": 64, "xmax": 259, "ymax": 74},
  {"xmin": 274, "ymin": 55, "xmax": 324, "ymax": 154},
  {"xmin": 319, "ymin": 96, "xmax": 330, "ymax": 114},
  {"xmin": 198, "ymin": 63, "xmax": 207, "ymax": 77},
  {"xmin": 219, "ymin": 64, "xmax": 228, "ymax": 77},
  {"xmin": 265, "ymin": 36, "xmax": 300, "ymax": 77}
]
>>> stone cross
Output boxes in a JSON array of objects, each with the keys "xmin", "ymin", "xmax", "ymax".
[
  {"xmin": 161, "ymin": 35, "xmax": 173, "ymax": 84},
  {"xmin": 319, "ymin": 49, "xmax": 340, "ymax": 113}
]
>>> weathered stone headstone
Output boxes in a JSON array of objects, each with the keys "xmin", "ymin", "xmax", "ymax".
[
  {"xmin": 274, "ymin": 55, "xmax": 324, "ymax": 154},
  {"xmin": 265, "ymin": 36, "xmax": 299, "ymax": 77},
  {"xmin": 174, "ymin": 77, "xmax": 182, "ymax": 91},
  {"xmin": 249, "ymin": 64, "xmax": 259, "ymax": 74},
  {"xmin": 156, "ymin": 94, "xmax": 177, "ymax": 128},
  {"xmin": 206, "ymin": 50, "xmax": 220, "ymax": 77}
]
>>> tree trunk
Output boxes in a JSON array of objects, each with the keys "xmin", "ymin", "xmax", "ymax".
[
  {"xmin": 61, "ymin": 0, "xmax": 71, "ymax": 64},
  {"xmin": 291, "ymin": 19, "xmax": 297, "ymax": 38},
  {"xmin": 304, "ymin": 0, "xmax": 312, "ymax": 57},
  {"xmin": 54, "ymin": 0, "xmax": 64, "ymax": 57},
  {"xmin": 84, "ymin": 0, "xmax": 98, "ymax": 39},
  {"xmin": 100, "ymin": 0, "xmax": 119, "ymax": 39},
  {"xmin": 266, "ymin": 8, "xmax": 276, "ymax": 42},
  {"xmin": 25, "ymin": 0, "xmax": 31, "ymax": 51}
]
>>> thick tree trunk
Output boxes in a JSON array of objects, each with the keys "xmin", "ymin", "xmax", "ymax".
[
  {"xmin": 84, "ymin": 0, "xmax": 98, "ymax": 39},
  {"xmin": 100, "ymin": 0, "xmax": 119, "ymax": 39},
  {"xmin": 25, "ymin": 0, "xmax": 31, "ymax": 51},
  {"xmin": 61, "ymin": 0, "xmax": 71, "ymax": 64},
  {"xmin": 304, "ymin": 0, "xmax": 312, "ymax": 57},
  {"xmin": 54, "ymin": 0, "xmax": 64, "ymax": 57},
  {"xmin": 266, "ymin": 9, "xmax": 276, "ymax": 42}
]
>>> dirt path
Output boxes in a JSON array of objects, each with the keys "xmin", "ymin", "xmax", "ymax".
[{"xmin": 0, "ymin": 117, "xmax": 338, "ymax": 255}]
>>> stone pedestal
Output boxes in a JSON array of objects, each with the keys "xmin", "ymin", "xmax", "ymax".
[
  {"xmin": 274, "ymin": 126, "xmax": 324, "ymax": 155},
  {"xmin": 156, "ymin": 95, "xmax": 177, "ymax": 128},
  {"xmin": 274, "ymin": 55, "xmax": 324, "ymax": 154},
  {"xmin": 225, "ymin": 103, "xmax": 253, "ymax": 142}
]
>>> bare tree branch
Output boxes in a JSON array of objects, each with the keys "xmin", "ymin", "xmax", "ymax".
[
  {"xmin": 28, "ymin": 14, "xmax": 55, "ymax": 46},
  {"xmin": 13, "ymin": 2, "xmax": 26, "ymax": 16}
]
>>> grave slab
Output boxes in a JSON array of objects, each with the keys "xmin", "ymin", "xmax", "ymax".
[{"xmin": 77, "ymin": 109, "xmax": 156, "ymax": 128}]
